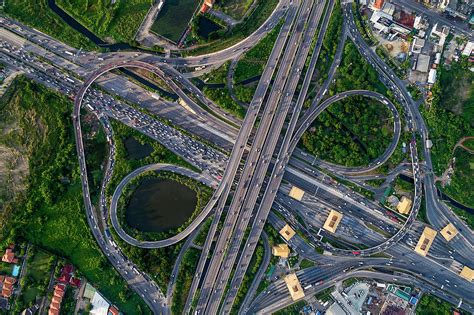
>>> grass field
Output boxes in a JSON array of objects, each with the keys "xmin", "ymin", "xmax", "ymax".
[
  {"xmin": 56, "ymin": 0, "xmax": 153, "ymax": 43},
  {"xmin": 4, "ymin": 0, "xmax": 96, "ymax": 50},
  {"xmin": 151, "ymin": 0, "xmax": 198, "ymax": 43},
  {"xmin": 215, "ymin": 0, "xmax": 255, "ymax": 20},
  {"xmin": 0, "ymin": 76, "xmax": 150, "ymax": 314}
]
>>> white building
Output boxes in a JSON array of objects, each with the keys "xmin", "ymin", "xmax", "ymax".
[
  {"xmin": 462, "ymin": 41, "xmax": 474, "ymax": 56},
  {"xmin": 428, "ymin": 69, "xmax": 437, "ymax": 84}
]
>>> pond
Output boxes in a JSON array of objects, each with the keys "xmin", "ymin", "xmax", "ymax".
[
  {"xmin": 124, "ymin": 137, "xmax": 153, "ymax": 160},
  {"xmin": 197, "ymin": 16, "xmax": 223, "ymax": 39},
  {"xmin": 125, "ymin": 177, "xmax": 198, "ymax": 232}
]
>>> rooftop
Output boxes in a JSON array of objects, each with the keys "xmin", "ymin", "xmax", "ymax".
[
  {"xmin": 284, "ymin": 273, "xmax": 305, "ymax": 301},
  {"xmin": 414, "ymin": 227, "xmax": 437, "ymax": 256},
  {"xmin": 289, "ymin": 186, "xmax": 305, "ymax": 201},
  {"xmin": 272, "ymin": 244, "xmax": 290, "ymax": 258},
  {"xmin": 279, "ymin": 224, "xmax": 296, "ymax": 241},
  {"xmin": 323, "ymin": 210, "xmax": 343, "ymax": 234},
  {"xmin": 440, "ymin": 223, "xmax": 458, "ymax": 241},
  {"xmin": 396, "ymin": 196, "xmax": 412, "ymax": 215},
  {"xmin": 459, "ymin": 266, "xmax": 473, "ymax": 282}
]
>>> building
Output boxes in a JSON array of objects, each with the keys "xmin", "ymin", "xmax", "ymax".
[
  {"xmin": 279, "ymin": 224, "xmax": 296, "ymax": 241},
  {"xmin": 0, "ymin": 276, "xmax": 16, "ymax": 298},
  {"xmin": 462, "ymin": 41, "xmax": 474, "ymax": 56},
  {"xmin": 272, "ymin": 244, "xmax": 290, "ymax": 258},
  {"xmin": 430, "ymin": 23, "xmax": 450, "ymax": 47},
  {"xmin": 289, "ymin": 186, "xmax": 305, "ymax": 201},
  {"xmin": 200, "ymin": 0, "xmax": 215, "ymax": 13},
  {"xmin": 1, "ymin": 246, "xmax": 18, "ymax": 264},
  {"xmin": 428, "ymin": 69, "xmax": 437, "ymax": 84},
  {"xmin": 284, "ymin": 273, "xmax": 305, "ymax": 301},
  {"xmin": 371, "ymin": 0, "xmax": 385, "ymax": 10},
  {"xmin": 440, "ymin": 223, "xmax": 458, "ymax": 241},
  {"xmin": 411, "ymin": 37, "xmax": 425, "ymax": 54},
  {"xmin": 459, "ymin": 266, "xmax": 474, "ymax": 282},
  {"xmin": 414, "ymin": 227, "xmax": 437, "ymax": 256},
  {"xmin": 416, "ymin": 54, "xmax": 431, "ymax": 72},
  {"xmin": 397, "ymin": 196, "xmax": 412, "ymax": 215},
  {"xmin": 323, "ymin": 210, "xmax": 343, "ymax": 233},
  {"xmin": 48, "ymin": 283, "xmax": 66, "ymax": 315},
  {"xmin": 108, "ymin": 306, "xmax": 120, "ymax": 315}
]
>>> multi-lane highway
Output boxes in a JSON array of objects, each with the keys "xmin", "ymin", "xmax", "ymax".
[{"xmin": 2, "ymin": 2, "xmax": 473, "ymax": 314}]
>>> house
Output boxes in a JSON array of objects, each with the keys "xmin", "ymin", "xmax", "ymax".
[
  {"xmin": 108, "ymin": 305, "xmax": 120, "ymax": 315},
  {"xmin": 411, "ymin": 37, "xmax": 425, "ymax": 54},
  {"xmin": 21, "ymin": 304, "xmax": 40, "ymax": 315},
  {"xmin": 70, "ymin": 277, "xmax": 81, "ymax": 287},
  {"xmin": 428, "ymin": 69, "xmax": 437, "ymax": 84},
  {"xmin": 2, "ymin": 247, "xmax": 18, "ymax": 264}
]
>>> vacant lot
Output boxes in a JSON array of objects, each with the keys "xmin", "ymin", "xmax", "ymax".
[
  {"xmin": 151, "ymin": 0, "xmax": 197, "ymax": 43},
  {"xmin": 216, "ymin": 0, "xmax": 255, "ymax": 20},
  {"xmin": 56, "ymin": 0, "xmax": 153, "ymax": 43}
]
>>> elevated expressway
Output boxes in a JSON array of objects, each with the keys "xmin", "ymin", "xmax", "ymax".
[
  {"xmin": 197, "ymin": 1, "xmax": 329, "ymax": 312},
  {"xmin": 344, "ymin": 3, "xmax": 473, "ymax": 253}
]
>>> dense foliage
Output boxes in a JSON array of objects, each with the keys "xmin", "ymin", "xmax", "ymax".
[
  {"xmin": 422, "ymin": 58, "xmax": 473, "ymax": 176},
  {"xmin": 4, "ymin": 0, "xmax": 96, "ymax": 50},
  {"xmin": 301, "ymin": 96, "xmax": 394, "ymax": 166},
  {"xmin": 0, "ymin": 77, "xmax": 149, "ymax": 313},
  {"xmin": 416, "ymin": 294, "xmax": 457, "ymax": 315},
  {"xmin": 57, "ymin": 0, "xmax": 153, "ymax": 43},
  {"xmin": 313, "ymin": 0, "xmax": 343, "ymax": 86}
]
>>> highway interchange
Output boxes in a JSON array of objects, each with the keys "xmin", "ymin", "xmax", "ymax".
[{"xmin": 1, "ymin": 0, "xmax": 473, "ymax": 314}]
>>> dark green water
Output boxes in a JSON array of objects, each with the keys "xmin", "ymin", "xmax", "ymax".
[
  {"xmin": 125, "ymin": 177, "xmax": 197, "ymax": 232},
  {"xmin": 124, "ymin": 137, "xmax": 153, "ymax": 160}
]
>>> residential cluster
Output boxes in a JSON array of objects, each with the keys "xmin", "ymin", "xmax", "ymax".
[
  {"xmin": 0, "ymin": 243, "xmax": 122, "ymax": 315},
  {"xmin": 357, "ymin": 0, "xmax": 473, "ymax": 90}
]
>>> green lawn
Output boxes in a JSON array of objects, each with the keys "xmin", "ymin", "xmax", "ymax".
[
  {"xmin": 171, "ymin": 248, "xmax": 200, "ymax": 315},
  {"xmin": 234, "ymin": 21, "xmax": 282, "ymax": 83},
  {"xmin": 203, "ymin": 86, "xmax": 245, "ymax": 118},
  {"xmin": 416, "ymin": 294, "xmax": 458, "ymax": 315},
  {"xmin": 4, "ymin": 0, "xmax": 96, "ymax": 50},
  {"xmin": 56, "ymin": 0, "xmax": 153, "ymax": 43},
  {"xmin": 151, "ymin": 0, "xmax": 198, "ymax": 43},
  {"xmin": 299, "ymin": 258, "xmax": 315, "ymax": 269},
  {"xmin": 0, "ymin": 76, "xmax": 150, "ymax": 314}
]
